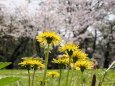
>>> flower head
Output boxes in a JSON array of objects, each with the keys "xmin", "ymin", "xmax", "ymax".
[
  {"xmin": 52, "ymin": 55, "xmax": 69, "ymax": 65},
  {"xmin": 47, "ymin": 71, "xmax": 60, "ymax": 78},
  {"xmin": 74, "ymin": 60, "xmax": 93, "ymax": 72},
  {"xmin": 59, "ymin": 43, "xmax": 79, "ymax": 56},
  {"xmin": 72, "ymin": 50, "xmax": 88, "ymax": 62},
  {"xmin": 36, "ymin": 31, "xmax": 61, "ymax": 46},
  {"xmin": 19, "ymin": 57, "xmax": 44, "ymax": 70}
]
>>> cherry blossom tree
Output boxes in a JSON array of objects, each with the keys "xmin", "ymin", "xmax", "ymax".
[{"xmin": 0, "ymin": 0, "xmax": 115, "ymax": 68}]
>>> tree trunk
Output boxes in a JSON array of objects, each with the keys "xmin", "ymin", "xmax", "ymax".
[{"xmin": 7, "ymin": 37, "xmax": 29, "ymax": 69}]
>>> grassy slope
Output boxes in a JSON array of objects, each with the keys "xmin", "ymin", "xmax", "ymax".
[{"xmin": 0, "ymin": 69, "xmax": 115, "ymax": 86}]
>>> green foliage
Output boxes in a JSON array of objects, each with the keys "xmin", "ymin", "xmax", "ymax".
[
  {"xmin": 0, "ymin": 62, "xmax": 11, "ymax": 69},
  {"xmin": 0, "ymin": 62, "xmax": 20, "ymax": 86},
  {"xmin": 0, "ymin": 77, "xmax": 20, "ymax": 86}
]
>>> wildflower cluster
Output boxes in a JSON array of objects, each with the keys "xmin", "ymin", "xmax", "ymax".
[
  {"xmin": 53, "ymin": 42, "xmax": 94, "ymax": 86},
  {"xmin": 53, "ymin": 42, "xmax": 93, "ymax": 71},
  {"xmin": 18, "ymin": 31, "xmax": 94, "ymax": 86}
]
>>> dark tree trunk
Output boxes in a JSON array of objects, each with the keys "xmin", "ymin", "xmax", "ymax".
[
  {"xmin": 104, "ymin": 23, "xmax": 114, "ymax": 68},
  {"xmin": 93, "ymin": 30, "xmax": 97, "ymax": 53},
  {"xmin": 7, "ymin": 37, "xmax": 29, "ymax": 69},
  {"xmin": 104, "ymin": 43, "xmax": 110, "ymax": 68},
  {"xmin": 36, "ymin": 41, "xmax": 41, "ymax": 56}
]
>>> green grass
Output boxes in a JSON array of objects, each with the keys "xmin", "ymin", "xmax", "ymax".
[{"xmin": 0, "ymin": 69, "xmax": 115, "ymax": 86}]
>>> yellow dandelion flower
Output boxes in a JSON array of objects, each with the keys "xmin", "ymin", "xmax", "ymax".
[
  {"xmin": 19, "ymin": 57, "xmax": 33, "ymax": 66},
  {"xmin": 59, "ymin": 43, "xmax": 79, "ymax": 56},
  {"xmin": 47, "ymin": 71, "xmax": 60, "ymax": 78},
  {"xmin": 19, "ymin": 57, "xmax": 44, "ymax": 70},
  {"xmin": 72, "ymin": 50, "xmax": 88, "ymax": 62},
  {"xmin": 36, "ymin": 31, "xmax": 61, "ymax": 46},
  {"xmin": 52, "ymin": 55, "xmax": 69, "ymax": 65},
  {"xmin": 74, "ymin": 60, "xmax": 93, "ymax": 72}
]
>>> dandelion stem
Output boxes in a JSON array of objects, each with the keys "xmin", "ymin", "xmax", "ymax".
[
  {"xmin": 58, "ymin": 68, "xmax": 62, "ymax": 86},
  {"xmin": 42, "ymin": 44, "xmax": 50, "ymax": 86},
  {"xmin": 65, "ymin": 57, "xmax": 71, "ymax": 86},
  {"xmin": 69, "ymin": 70, "xmax": 74, "ymax": 86},
  {"xmin": 31, "ymin": 69, "xmax": 36, "ymax": 86},
  {"xmin": 27, "ymin": 69, "xmax": 31, "ymax": 86},
  {"xmin": 51, "ymin": 78, "xmax": 54, "ymax": 86},
  {"xmin": 81, "ymin": 71, "xmax": 85, "ymax": 86}
]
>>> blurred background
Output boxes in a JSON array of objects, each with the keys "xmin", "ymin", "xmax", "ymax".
[{"xmin": 0, "ymin": 0, "xmax": 115, "ymax": 69}]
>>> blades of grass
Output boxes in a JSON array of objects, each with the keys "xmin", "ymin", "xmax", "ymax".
[{"xmin": 0, "ymin": 62, "xmax": 11, "ymax": 69}]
